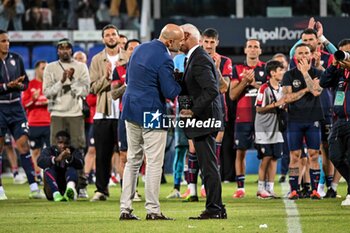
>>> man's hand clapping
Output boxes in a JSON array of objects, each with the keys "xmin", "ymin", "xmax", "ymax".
[
  {"xmin": 7, "ymin": 75, "xmax": 25, "ymax": 89},
  {"xmin": 61, "ymin": 68, "xmax": 75, "ymax": 83}
]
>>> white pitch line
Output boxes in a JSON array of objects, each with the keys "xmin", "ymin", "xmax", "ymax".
[{"xmin": 281, "ymin": 182, "xmax": 302, "ymax": 233}]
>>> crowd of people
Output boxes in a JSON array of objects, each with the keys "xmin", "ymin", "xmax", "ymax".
[
  {"xmin": 0, "ymin": 16, "xmax": 350, "ymax": 220},
  {"xmin": 0, "ymin": 0, "xmax": 141, "ymax": 31}
]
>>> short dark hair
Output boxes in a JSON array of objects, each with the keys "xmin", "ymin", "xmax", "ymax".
[
  {"xmin": 119, "ymin": 34, "xmax": 128, "ymax": 40},
  {"xmin": 338, "ymin": 38, "xmax": 350, "ymax": 48},
  {"xmin": 34, "ymin": 60, "xmax": 47, "ymax": 69},
  {"xmin": 125, "ymin": 39, "xmax": 141, "ymax": 50},
  {"xmin": 202, "ymin": 28, "xmax": 219, "ymax": 40},
  {"xmin": 102, "ymin": 24, "xmax": 119, "ymax": 38},
  {"xmin": 265, "ymin": 60, "xmax": 284, "ymax": 77},
  {"xmin": 301, "ymin": 28, "xmax": 318, "ymax": 39},
  {"xmin": 0, "ymin": 30, "xmax": 7, "ymax": 35},
  {"xmin": 55, "ymin": 130, "xmax": 71, "ymax": 142},
  {"xmin": 245, "ymin": 38, "xmax": 261, "ymax": 48},
  {"xmin": 295, "ymin": 43, "xmax": 311, "ymax": 51}
]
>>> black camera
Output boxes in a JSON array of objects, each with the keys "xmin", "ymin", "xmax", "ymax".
[
  {"xmin": 178, "ymin": 95, "xmax": 193, "ymax": 110},
  {"xmin": 334, "ymin": 50, "xmax": 350, "ymax": 61}
]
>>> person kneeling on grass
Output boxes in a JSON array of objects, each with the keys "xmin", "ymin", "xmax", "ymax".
[
  {"xmin": 37, "ymin": 131, "xmax": 84, "ymax": 202},
  {"xmin": 255, "ymin": 60, "xmax": 286, "ymax": 199}
]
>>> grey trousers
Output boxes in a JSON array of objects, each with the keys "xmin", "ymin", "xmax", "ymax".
[{"xmin": 120, "ymin": 121, "xmax": 167, "ymax": 214}]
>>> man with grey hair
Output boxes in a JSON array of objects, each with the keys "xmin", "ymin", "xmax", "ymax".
[{"xmin": 179, "ymin": 24, "xmax": 226, "ymax": 219}]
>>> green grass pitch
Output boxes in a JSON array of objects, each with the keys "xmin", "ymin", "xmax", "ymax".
[{"xmin": 1, "ymin": 175, "xmax": 350, "ymax": 233}]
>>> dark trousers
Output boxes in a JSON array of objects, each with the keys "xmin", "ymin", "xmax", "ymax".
[
  {"xmin": 94, "ymin": 119, "xmax": 119, "ymax": 196},
  {"xmin": 328, "ymin": 119, "xmax": 350, "ymax": 194},
  {"xmin": 220, "ymin": 121, "xmax": 236, "ymax": 182},
  {"xmin": 43, "ymin": 166, "xmax": 78, "ymax": 200},
  {"xmin": 193, "ymin": 133, "xmax": 223, "ymax": 213}
]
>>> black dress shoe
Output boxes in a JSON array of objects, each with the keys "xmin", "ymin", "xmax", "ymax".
[
  {"xmin": 221, "ymin": 205, "xmax": 227, "ymax": 219},
  {"xmin": 146, "ymin": 213, "xmax": 174, "ymax": 220},
  {"xmin": 189, "ymin": 210, "xmax": 223, "ymax": 220},
  {"xmin": 119, "ymin": 212, "xmax": 141, "ymax": 220},
  {"xmin": 182, "ymin": 195, "xmax": 199, "ymax": 202}
]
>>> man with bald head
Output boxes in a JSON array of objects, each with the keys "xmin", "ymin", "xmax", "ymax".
[
  {"xmin": 179, "ymin": 24, "xmax": 226, "ymax": 219},
  {"xmin": 119, "ymin": 24, "xmax": 183, "ymax": 220}
]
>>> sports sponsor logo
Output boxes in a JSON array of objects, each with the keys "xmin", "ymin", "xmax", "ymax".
[{"xmin": 246, "ymin": 27, "xmax": 303, "ymax": 44}]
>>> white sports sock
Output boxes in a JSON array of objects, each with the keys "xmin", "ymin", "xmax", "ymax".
[
  {"xmin": 0, "ymin": 186, "xmax": 4, "ymax": 193},
  {"xmin": 29, "ymin": 182, "xmax": 39, "ymax": 192},
  {"xmin": 331, "ymin": 182, "xmax": 338, "ymax": 191},
  {"xmin": 258, "ymin": 181, "xmax": 265, "ymax": 192},
  {"xmin": 266, "ymin": 182, "xmax": 274, "ymax": 192},
  {"xmin": 53, "ymin": 191, "xmax": 60, "ymax": 197},
  {"xmin": 189, "ymin": 183, "xmax": 197, "ymax": 196},
  {"xmin": 67, "ymin": 181, "xmax": 76, "ymax": 189}
]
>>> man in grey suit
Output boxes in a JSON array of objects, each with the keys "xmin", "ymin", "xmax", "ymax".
[{"xmin": 179, "ymin": 24, "xmax": 226, "ymax": 219}]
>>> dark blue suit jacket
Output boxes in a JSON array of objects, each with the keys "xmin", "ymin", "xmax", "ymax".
[{"xmin": 121, "ymin": 39, "xmax": 181, "ymax": 127}]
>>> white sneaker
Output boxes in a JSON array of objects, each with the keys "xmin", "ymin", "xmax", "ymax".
[
  {"xmin": 180, "ymin": 180, "xmax": 188, "ymax": 186},
  {"xmin": 78, "ymin": 188, "xmax": 89, "ymax": 199},
  {"xmin": 13, "ymin": 174, "xmax": 27, "ymax": 184},
  {"xmin": 108, "ymin": 178, "xmax": 117, "ymax": 187},
  {"xmin": 268, "ymin": 190, "xmax": 279, "ymax": 199},
  {"xmin": 341, "ymin": 194, "xmax": 350, "ymax": 206},
  {"xmin": 90, "ymin": 191, "xmax": 107, "ymax": 202},
  {"xmin": 132, "ymin": 191, "xmax": 142, "ymax": 202},
  {"xmin": 166, "ymin": 189, "xmax": 181, "ymax": 199},
  {"xmin": 29, "ymin": 190, "xmax": 45, "ymax": 199},
  {"xmin": 257, "ymin": 190, "xmax": 272, "ymax": 199},
  {"xmin": 317, "ymin": 184, "xmax": 326, "ymax": 198},
  {"xmin": 0, "ymin": 191, "xmax": 8, "ymax": 200}
]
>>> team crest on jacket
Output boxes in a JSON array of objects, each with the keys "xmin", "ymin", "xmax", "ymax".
[
  {"xmin": 10, "ymin": 59, "xmax": 16, "ymax": 66},
  {"xmin": 293, "ymin": 80, "xmax": 301, "ymax": 88},
  {"xmin": 259, "ymin": 71, "xmax": 264, "ymax": 77}
]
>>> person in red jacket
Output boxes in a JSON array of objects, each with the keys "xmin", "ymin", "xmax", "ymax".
[{"xmin": 22, "ymin": 60, "xmax": 50, "ymax": 184}]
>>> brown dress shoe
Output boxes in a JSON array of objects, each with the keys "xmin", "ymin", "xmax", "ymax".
[
  {"xmin": 119, "ymin": 212, "xmax": 141, "ymax": 220},
  {"xmin": 146, "ymin": 213, "xmax": 174, "ymax": 220}
]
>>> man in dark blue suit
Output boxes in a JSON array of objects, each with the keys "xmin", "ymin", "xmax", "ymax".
[
  {"xmin": 179, "ymin": 24, "xmax": 226, "ymax": 219},
  {"xmin": 119, "ymin": 24, "xmax": 183, "ymax": 220}
]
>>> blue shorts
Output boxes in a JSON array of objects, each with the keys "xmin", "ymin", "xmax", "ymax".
[
  {"xmin": 287, "ymin": 121, "xmax": 321, "ymax": 151},
  {"xmin": 256, "ymin": 143, "xmax": 283, "ymax": 160},
  {"xmin": 28, "ymin": 126, "xmax": 50, "ymax": 149},
  {"xmin": 118, "ymin": 119, "xmax": 127, "ymax": 151},
  {"xmin": 234, "ymin": 122, "xmax": 254, "ymax": 150},
  {"xmin": 0, "ymin": 103, "xmax": 28, "ymax": 140}
]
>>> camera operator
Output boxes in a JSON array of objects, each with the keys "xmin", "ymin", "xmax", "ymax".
[{"xmin": 320, "ymin": 38, "xmax": 350, "ymax": 206}]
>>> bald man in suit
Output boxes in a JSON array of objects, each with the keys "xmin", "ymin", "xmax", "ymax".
[{"xmin": 119, "ymin": 24, "xmax": 184, "ymax": 220}]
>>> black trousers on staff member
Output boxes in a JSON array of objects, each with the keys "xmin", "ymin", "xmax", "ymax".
[
  {"xmin": 193, "ymin": 132, "xmax": 223, "ymax": 214},
  {"xmin": 94, "ymin": 119, "xmax": 119, "ymax": 196}
]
